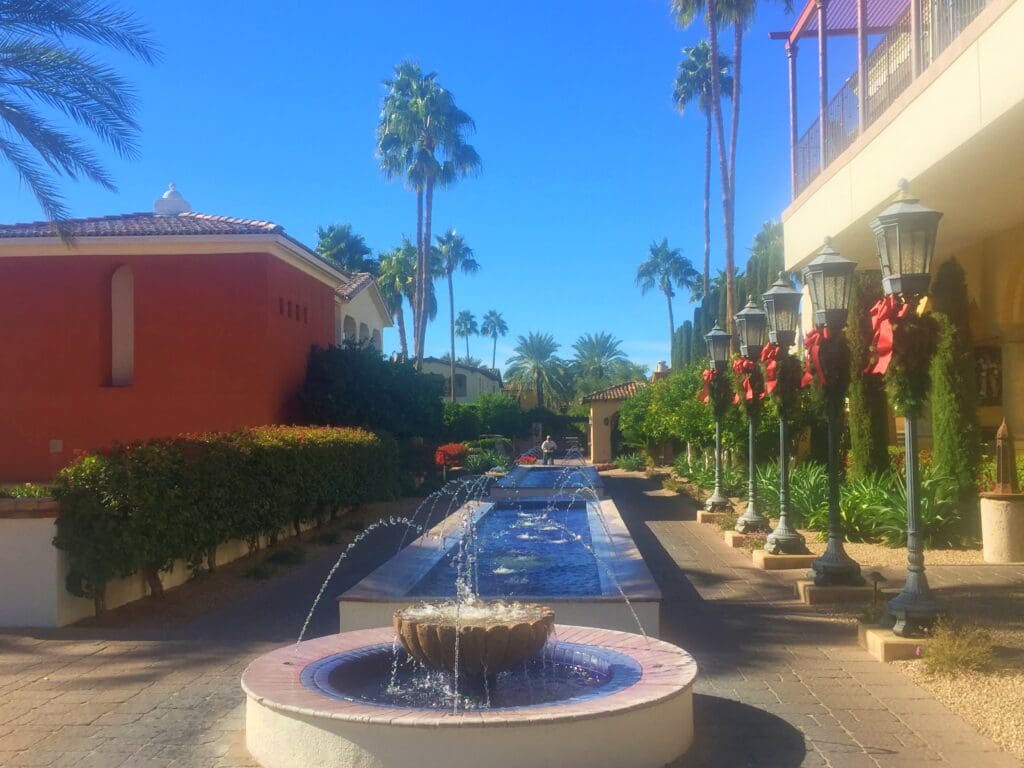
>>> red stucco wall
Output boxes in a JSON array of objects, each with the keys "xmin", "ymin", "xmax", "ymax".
[{"xmin": 0, "ymin": 250, "xmax": 335, "ymax": 480}]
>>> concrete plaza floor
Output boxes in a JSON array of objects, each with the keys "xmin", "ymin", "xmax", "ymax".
[{"xmin": 0, "ymin": 476, "xmax": 1020, "ymax": 767}]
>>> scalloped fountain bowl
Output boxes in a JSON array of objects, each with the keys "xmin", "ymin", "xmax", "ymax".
[
  {"xmin": 393, "ymin": 601, "xmax": 554, "ymax": 675},
  {"xmin": 242, "ymin": 625, "xmax": 698, "ymax": 768}
]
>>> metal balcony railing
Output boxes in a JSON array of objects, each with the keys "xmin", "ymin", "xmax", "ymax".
[{"xmin": 793, "ymin": 0, "xmax": 989, "ymax": 196}]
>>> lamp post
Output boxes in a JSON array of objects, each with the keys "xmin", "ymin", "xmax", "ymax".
[
  {"xmin": 762, "ymin": 273, "xmax": 809, "ymax": 555},
  {"xmin": 869, "ymin": 180, "xmax": 943, "ymax": 637},
  {"xmin": 704, "ymin": 323, "xmax": 734, "ymax": 512},
  {"xmin": 803, "ymin": 238, "xmax": 864, "ymax": 586},
  {"xmin": 733, "ymin": 297, "xmax": 770, "ymax": 534}
]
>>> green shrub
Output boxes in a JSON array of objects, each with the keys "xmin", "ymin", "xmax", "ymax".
[
  {"xmin": 464, "ymin": 450, "xmax": 508, "ymax": 474},
  {"xmin": 472, "ymin": 393, "xmax": 523, "ymax": 437},
  {"xmin": 53, "ymin": 426, "xmax": 399, "ymax": 612},
  {"xmin": 923, "ymin": 619, "xmax": 994, "ymax": 675},
  {"xmin": 787, "ymin": 463, "xmax": 830, "ymax": 530},
  {"xmin": 0, "ymin": 483, "xmax": 54, "ymax": 498},
  {"xmin": 442, "ymin": 402, "xmax": 481, "ymax": 442},
  {"xmin": 614, "ymin": 452, "xmax": 647, "ymax": 471},
  {"xmin": 265, "ymin": 546, "xmax": 306, "ymax": 566}
]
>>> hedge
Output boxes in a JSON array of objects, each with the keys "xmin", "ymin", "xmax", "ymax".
[{"xmin": 53, "ymin": 426, "xmax": 400, "ymax": 613}]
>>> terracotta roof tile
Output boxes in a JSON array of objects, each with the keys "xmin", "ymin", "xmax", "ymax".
[
  {"xmin": 582, "ymin": 380, "xmax": 647, "ymax": 402},
  {"xmin": 0, "ymin": 212, "xmax": 283, "ymax": 239},
  {"xmin": 336, "ymin": 272, "xmax": 376, "ymax": 301}
]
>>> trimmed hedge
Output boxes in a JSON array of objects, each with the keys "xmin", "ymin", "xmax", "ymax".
[{"xmin": 53, "ymin": 426, "xmax": 400, "ymax": 613}]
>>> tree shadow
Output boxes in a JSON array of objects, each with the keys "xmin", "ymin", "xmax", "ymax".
[{"xmin": 671, "ymin": 694, "xmax": 808, "ymax": 767}]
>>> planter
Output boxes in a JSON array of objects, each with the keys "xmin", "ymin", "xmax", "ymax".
[{"xmin": 980, "ymin": 494, "xmax": 1024, "ymax": 563}]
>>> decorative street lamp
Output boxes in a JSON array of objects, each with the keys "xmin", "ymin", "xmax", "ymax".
[
  {"xmin": 802, "ymin": 238, "xmax": 864, "ymax": 586},
  {"xmin": 733, "ymin": 297, "xmax": 770, "ymax": 534},
  {"xmin": 868, "ymin": 180, "xmax": 943, "ymax": 637},
  {"xmin": 761, "ymin": 274, "xmax": 809, "ymax": 555},
  {"xmin": 703, "ymin": 322, "xmax": 734, "ymax": 512}
]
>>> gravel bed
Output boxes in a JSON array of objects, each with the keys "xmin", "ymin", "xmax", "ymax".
[{"xmin": 795, "ymin": 530, "xmax": 985, "ymax": 568}]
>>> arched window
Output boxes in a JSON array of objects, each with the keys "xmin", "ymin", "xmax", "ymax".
[
  {"xmin": 343, "ymin": 316, "xmax": 357, "ymax": 343},
  {"xmin": 359, "ymin": 323, "xmax": 370, "ymax": 344},
  {"xmin": 371, "ymin": 329, "xmax": 382, "ymax": 351},
  {"xmin": 111, "ymin": 265, "xmax": 134, "ymax": 386}
]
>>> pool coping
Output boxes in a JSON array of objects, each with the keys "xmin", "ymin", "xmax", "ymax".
[
  {"xmin": 338, "ymin": 498, "xmax": 661, "ymax": 605},
  {"xmin": 241, "ymin": 626, "xmax": 697, "ymax": 727}
]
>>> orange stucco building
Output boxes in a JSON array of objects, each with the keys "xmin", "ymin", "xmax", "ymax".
[{"xmin": 0, "ymin": 187, "xmax": 389, "ymax": 481}]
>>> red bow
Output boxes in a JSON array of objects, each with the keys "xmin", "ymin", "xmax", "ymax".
[
  {"xmin": 698, "ymin": 368, "xmax": 717, "ymax": 403},
  {"xmin": 802, "ymin": 326, "xmax": 830, "ymax": 388},
  {"xmin": 732, "ymin": 357, "xmax": 758, "ymax": 403},
  {"xmin": 760, "ymin": 345, "xmax": 780, "ymax": 395},
  {"xmin": 865, "ymin": 295, "xmax": 912, "ymax": 375}
]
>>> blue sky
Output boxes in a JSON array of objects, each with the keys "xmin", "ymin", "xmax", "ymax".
[{"xmin": 1, "ymin": 0, "xmax": 839, "ymax": 372}]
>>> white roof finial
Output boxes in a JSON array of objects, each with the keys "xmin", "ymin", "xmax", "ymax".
[{"xmin": 154, "ymin": 183, "xmax": 191, "ymax": 215}]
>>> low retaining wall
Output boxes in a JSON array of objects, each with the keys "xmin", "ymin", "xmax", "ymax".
[{"xmin": 0, "ymin": 498, "xmax": 308, "ymax": 628}]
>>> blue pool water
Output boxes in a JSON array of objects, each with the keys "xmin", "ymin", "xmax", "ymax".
[
  {"xmin": 497, "ymin": 466, "xmax": 601, "ymax": 489},
  {"xmin": 408, "ymin": 501, "xmax": 602, "ymax": 598}
]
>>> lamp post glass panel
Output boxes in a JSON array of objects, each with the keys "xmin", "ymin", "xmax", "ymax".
[
  {"xmin": 762, "ymin": 274, "xmax": 808, "ymax": 554},
  {"xmin": 734, "ymin": 298, "xmax": 770, "ymax": 533},
  {"xmin": 870, "ymin": 181, "xmax": 943, "ymax": 636},
  {"xmin": 704, "ymin": 323, "xmax": 733, "ymax": 512},
  {"xmin": 803, "ymin": 239, "xmax": 863, "ymax": 586}
]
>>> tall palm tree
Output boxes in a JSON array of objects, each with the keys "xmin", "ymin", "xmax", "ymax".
[
  {"xmin": 674, "ymin": 42, "xmax": 733, "ymax": 298},
  {"xmin": 376, "ymin": 240, "xmax": 416, "ymax": 360},
  {"xmin": 376, "ymin": 62, "xmax": 481, "ymax": 367},
  {"xmin": 672, "ymin": 0, "xmax": 735, "ymax": 341},
  {"xmin": 315, "ymin": 223, "xmax": 376, "ymax": 273},
  {"xmin": 454, "ymin": 310, "xmax": 478, "ymax": 360},
  {"xmin": 571, "ymin": 332, "xmax": 630, "ymax": 381},
  {"xmin": 480, "ymin": 309, "xmax": 508, "ymax": 370},
  {"xmin": 636, "ymin": 238, "xmax": 699, "ymax": 357},
  {"xmin": 0, "ymin": 1, "xmax": 159, "ymax": 225},
  {"xmin": 436, "ymin": 228, "xmax": 480, "ymax": 401},
  {"xmin": 505, "ymin": 332, "xmax": 565, "ymax": 410},
  {"xmin": 745, "ymin": 219, "xmax": 784, "ymax": 298}
]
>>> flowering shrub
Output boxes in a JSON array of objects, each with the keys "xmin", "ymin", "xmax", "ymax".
[
  {"xmin": 517, "ymin": 454, "xmax": 538, "ymax": 465},
  {"xmin": 53, "ymin": 427, "xmax": 400, "ymax": 613},
  {"xmin": 434, "ymin": 443, "xmax": 469, "ymax": 468}
]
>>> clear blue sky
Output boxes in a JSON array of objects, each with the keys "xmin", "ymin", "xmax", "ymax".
[{"xmin": 2, "ymin": 0, "xmax": 837, "ymax": 372}]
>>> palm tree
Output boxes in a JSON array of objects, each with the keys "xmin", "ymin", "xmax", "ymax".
[
  {"xmin": 376, "ymin": 62, "xmax": 481, "ymax": 367},
  {"xmin": 674, "ymin": 42, "xmax": 733, "ymax": 298},
  {"xmin": 571, "ymin": 332, "xmax": 630, "ymax": 381},
  {"xmin": 454, "ymin": 310, "xmax": 478, "ymax": 360},
  {"xmin": 745, "ymin": 220, "xmax": 784, "ymax": 298},
  {"xmin": 436, "ymin": 228, "xmax": 480, "ymax": 401},
  {"xmin": 636, "ymin": 238, "xmax": 699, "ymax": 357},
  {"xmin": 376, "ymin": 240, "xmax": 416, "ymax": 360},
  {"xmin": 505, "ymin": 332, "xmax": 566, "ymax": 410},
  {"xmin": 0, "ymin": 1, "xmax": 159, "ymax": 225},
  {"xmin": 480, "ymin": 310, "xmax": 508, "ymax": 370},
  {"xmin": 315, "ymin": 223, "xmax": 376, "ymax": 273},
  {"xmin": 672, "ymin": 0, "xmax": 736, "ymax": 341}
]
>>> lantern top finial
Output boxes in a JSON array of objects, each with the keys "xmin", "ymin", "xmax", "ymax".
[{"xmin": 823, "ymin": 235, "xmax": 833, "ymax": 247}]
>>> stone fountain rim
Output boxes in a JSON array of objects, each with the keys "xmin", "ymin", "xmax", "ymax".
[{"xmin": 241, "ymin": 625, "xmax": 697, "ymax": 728}]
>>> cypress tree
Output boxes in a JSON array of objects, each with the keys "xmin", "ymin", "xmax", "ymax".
[
  {"xmin": 847, "ymin": 270, "xmax": 890, "ymax": 478},
  {"xmin": 929, "ymin": 258, "xmax": 980, "ymax": 509}
]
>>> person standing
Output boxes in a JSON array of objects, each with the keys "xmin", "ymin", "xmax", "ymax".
[{"xmin": 541, "ymin": 435, "xmax": 558, "ymax": 465}]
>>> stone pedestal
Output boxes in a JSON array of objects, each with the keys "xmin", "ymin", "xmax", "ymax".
[
  {"xmin": 794, "ymin": 579, "xmax": 876, "ymax": 605},
  {"xmin": 858, "ymin": 624, "xmax": 929, "ymax": 662},
  {"xmin": 980, "ymin": 495, "xmax": 1024, "ymax": 563},
  {"xmin": 697, "ymin": 510, "xmax": 729, "ymax": 525},
  {"xmin": 751, "ymin": 550, "xmax": 817, "ymax": 570},
  {"xmin": 723, "ymin": 531, "xmax": 750, "ymax": 548}
]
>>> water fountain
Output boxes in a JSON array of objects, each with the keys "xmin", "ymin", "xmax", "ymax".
[{"xmin": 242, "ymin": 453, "xmax": 697, "ymax": 767}]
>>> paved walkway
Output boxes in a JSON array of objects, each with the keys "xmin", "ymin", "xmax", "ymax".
[{"xmin": 0, "ymin": 477, "xmax": 1019, "ymax": 767}]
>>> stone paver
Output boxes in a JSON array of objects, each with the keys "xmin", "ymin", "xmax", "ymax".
[{"xmin": 0, "ymin": 478, "xmax": 1018, "ymax": 768}]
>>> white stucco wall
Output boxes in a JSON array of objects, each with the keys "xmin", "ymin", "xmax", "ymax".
[
  {"xmin": 335, "ymin": 289, "xmax": 389, "ymax": 351},
  {"xmin": 420, "ymin": 359, "xmax": 502, "ymax": 403}
]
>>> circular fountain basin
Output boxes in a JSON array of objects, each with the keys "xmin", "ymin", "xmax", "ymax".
[{"xmin": 242, "ymin": 625, "xmax": 698, "ymax": 768}]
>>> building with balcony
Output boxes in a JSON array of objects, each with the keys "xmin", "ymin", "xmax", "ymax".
[{"xmin": 778, "ymin": 0, "xmax": 1024, "ymax": 443}]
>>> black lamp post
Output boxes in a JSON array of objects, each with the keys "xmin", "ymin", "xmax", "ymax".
[
  {"xmin": 803, "ymin": 238, "xmax": 864, "ymax": 586},
  {"xmin": 870, "ymin": 180, "xmax": 943, "ymax": 637},
  {"xmin": 762, "ymin": 273, "xmax": 809, "ymax": 555},
  {"xmin": 733, "ymin": 297, "xmax": 770, "ymax": 534},
  {"xmin": 704, "ymin": 322, "xmax": 733, "ymax": 512}
]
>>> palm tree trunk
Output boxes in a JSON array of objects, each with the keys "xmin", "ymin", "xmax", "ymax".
[
  {"xmin": 448, "ymin": 272, "xmax": 456, "ymax": 402},
  {"xmin": 491, "ymin": 335, "xmax": 497, "ymax": 370},
  {"xmin": 729, "ymin": 26, "xmax": 743, "ymax": 211},
  {"xmin": 535, "ymin": 369, "xmax": 545, "ymax": 409},
  {"xmin": 666, "ymin": 288, "xmax": 676, "ymax": 360},
  {"xmin": 419, "ymin": 178, "xmax": 435, "ymax": 366},
  {"xmin": 414, "ymin": 186, "xmax": 425, "ymax": 368},
  {"xmin": 465, "ymin": 334, "xmax": 470, "ymax": 360},
  {"xmin": 395, "ymin": 304, "xmax": 408, "ymax": 362},
  {"xmin": 706, "ymin": 0, "xmax": 737, "ymax": 347},
  {"xmin": 703, "ymin": 109, "xmax": 712, "ymax": 298}
]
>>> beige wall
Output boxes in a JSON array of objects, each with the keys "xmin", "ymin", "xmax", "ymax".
[
  {"xmin": 589, "ymin": 401, "xmax": 621, "ymax": 464},
  {"xmin": 335, "ymin": 290, "xmax": 388, "ymax": 351},
  {"xmin": 420, "ymin": 360, "xmax": 501, "ymax": 403}
]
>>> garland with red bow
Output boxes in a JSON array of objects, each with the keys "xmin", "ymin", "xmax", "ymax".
[
  {"xmin": 760, "ymin": 344, "xmax": 780, "ymax": 395},
  {"xmin": 697, "ymin": 366, "xmax": 734, "ymax": 418},
  {"xmin": 802, "ymin": 327, "xmax": 830, "ymax": 388},
  {"xmin": 697, "ymin": 368, "xmax": 716, "ymax": 403},
  {"xmin": 864, "ymin": 294, "xmax": 938, "ymax": 416},
  {"xmin": 865, "ymin": 295, "xmax": 913, "ymax": 376}
]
